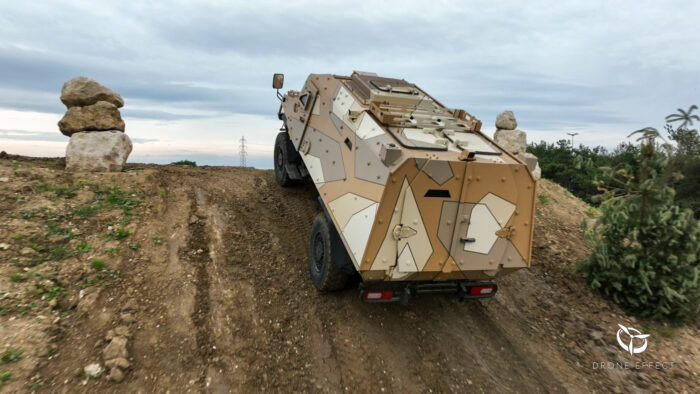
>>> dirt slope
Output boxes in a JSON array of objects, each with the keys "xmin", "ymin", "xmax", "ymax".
[{"xmin": 0, "ymin": 154, "xmax": 698, "ymax": 393}]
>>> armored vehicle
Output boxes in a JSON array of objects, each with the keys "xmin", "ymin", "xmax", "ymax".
[{"xmin": 272, "ymin": 71, "xmax": 536, "ymax": 302}]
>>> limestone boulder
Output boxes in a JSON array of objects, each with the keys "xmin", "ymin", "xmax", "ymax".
[
  {"xmin": 65, "ymin": 131, "xmax": 132, "ymax": 172},
  {"xmin": 516, "ymin": 152, "xmax": 541, "ymax": 180},
  {"xmin": 532, "ymin": 162, "xmax": 541, "ymax": 180},
  {"xmin": 495, "ymin": 110, "xmax": 517, "ymax": 130},
  {"xmin": 60, "ymin": 77, "xmax": 124, "ymax": 108},
  {"xmin": 58, "ymin": 101, "xmax": 125, "ymax": 136},
  {"xmin": 494, "ymin": 129, "xmax": 526, "ymax": 154}
]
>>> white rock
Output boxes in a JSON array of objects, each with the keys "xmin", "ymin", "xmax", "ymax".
[
  {"xmin": 495, "ymin": 110, "xmax": 517, "ymax": 130},
  {"xmin": 0, "ymin": 243, "xmax": 9, "ymax": 250},
  {"xmin": 84, "ymin": 363, "xmax": 103, "ymax": 378},
  {"xmin": 494, "ymin": 129, "xmax": 526, "ymax": 154},
  {"xmin": 532, "ymin": 161, "xmax": 541, "ymax": 180},
  {"xmin": 516, "ymin": 152, "xmax": 537, "ymax": 170},
  {"xmin": 516, "ymin": 152, "xmax": 542, "ymax": 180},
  {"xmin": 66, "ymin": 131, "xmax": 132, "ymax": 172},
  {"xmin": 0, "ymin": 177, "xmax": 8, "ymax": 182}
]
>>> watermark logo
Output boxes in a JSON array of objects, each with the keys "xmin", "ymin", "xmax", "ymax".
[{"xmin": 616, "ymin": 324, "xmax": 649, "ymax": 355}]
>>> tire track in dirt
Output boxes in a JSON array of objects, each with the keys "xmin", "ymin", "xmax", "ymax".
[{"xmin": 188, "ymin": 189, "xmax": 215, "ymax": 364}]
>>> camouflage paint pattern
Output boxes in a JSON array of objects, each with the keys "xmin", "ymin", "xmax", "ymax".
[{"xmin": 279, "ymin": 72, "xmax": 536, "ymax": 282}]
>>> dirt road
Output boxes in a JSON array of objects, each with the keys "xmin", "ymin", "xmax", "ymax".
[{"xmin": 0, "ymin": 155, "xmax": 697, "ymax": 393}]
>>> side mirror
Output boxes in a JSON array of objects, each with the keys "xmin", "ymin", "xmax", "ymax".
[{"xmin": 272, "ymin": 73, "xmax": 284, "ymax": 89}]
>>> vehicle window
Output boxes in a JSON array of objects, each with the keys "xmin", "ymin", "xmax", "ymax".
[{"xmin": 299, "ymin": 94, "xmax": 308, "ymax": 107}]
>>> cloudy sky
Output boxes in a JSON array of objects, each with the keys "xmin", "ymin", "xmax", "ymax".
[{"xmin": 1, "ymin": 0, "xmax": 698, "ymax": 168}]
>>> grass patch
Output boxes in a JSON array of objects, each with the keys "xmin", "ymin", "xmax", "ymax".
[
  {"xmin": 89, "ymin": 184, "xmax": 143, "ymax": 222},
  {"xmin": 171, "ymin": 160, "xmax": 197, "ymax": 167},
  {"xmin": 91, "ymin": 259, "xmax": 106, "ymax": 270},
  {"xmin": 30, "ymin": 377, "xmax": 44, "ymax": 390},
  {"xmin": 110, "ymin": 227, "xmax": 131, "ymax": 240},
  {"xmin": 49, "ymin": 246, "xmax": 67, "ymax": 261},
  {"xmin": 44, "ymin": 286, "xmax": 65, "ymax": 301},
  {"xmin": 28, "ymin": 242, "xmax": 46, "ymax": 253},
  {"xmin": 537, "ymin": 193, "xmax": 549, "ymax": 204},
  {"xmin": 0, "ymin": 370, "xmax": 16, "ymax": 387},
  {"xmin": 10, "ymin": 233, "xmax": 23, "ymax": 240},
  {"xmin": 79, "ymin": 279, "xmax": 100, "ymax": 290},
  {"xmin": 15, "ymin": 302, "xmax": 39, "ymax": 317},
  {"xmin": 9, "ymin": 273, "xmax": 26, "ymax": 283},
  {"xmin": 76, "ymin": 241, "xmax": 91, "ymax": 254},
  {"xmin": 53, "ymin": 184, "xmax": 79, "ymax": 198},
  {"xmin": 36, "ymin": 180, "xmax": 52, "ymax": 193},
  {"xmin": 36, "ymin": 181, "xmax": 79, "ymax": 199},
  {"xmin": 0, "ymin": 348, "xmax": 23, "ymax": 364},
  {"xmin": 662, "ymin": 329, "xmax": 676, "ymax": 338},
  {"xmin": 72, "ymin": 205, "xmax": 99, "ymax": 217},
  {"xmin": 79, "ymin": 268, "xmax": 122, "ymax": 289},
  {"xmin": 20, "ymin": 209, "xmax": 37, "ymax": 219},
  {"xmin": 585, "ymin": 206, "xmax": 600, "ymax": 218},
  {"xmin": 153, "ymin": 235, "xmax": 163, "ymax": 245},
  {"xmin": 128, "ymin": 242, "xmax": 140, "ymax": 250}
]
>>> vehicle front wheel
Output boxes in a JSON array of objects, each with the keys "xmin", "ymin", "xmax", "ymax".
[{"xmin": 309, "ymin": 213, "xmax": 348, "ymax": 292}]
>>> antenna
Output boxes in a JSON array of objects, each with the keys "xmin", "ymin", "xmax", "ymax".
[{"xmin": 239, "ymin": 136, "xmax": 247, "ymax": 167}]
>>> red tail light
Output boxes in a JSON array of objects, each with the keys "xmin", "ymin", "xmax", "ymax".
[
  {"xmin": 364, "ymin": 291, "xmax": 394, "ymax": 301},
  {"xmin": 469, "ymin": 285, "xmax": 495, "ymax": 296}
]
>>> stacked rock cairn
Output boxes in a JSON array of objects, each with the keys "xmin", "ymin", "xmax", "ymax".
[
  {"xmin": 58, "ymin": 77, "xmax": 132, "ymax": 172},
  {"xmin": 492, "ymin": 110, "xmax": 541, "ymax": 180}
]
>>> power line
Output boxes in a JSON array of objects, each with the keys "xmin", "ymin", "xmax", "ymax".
[{"xmin": 239, "ymin": 136, "xmax": 247, "ymax": 167}]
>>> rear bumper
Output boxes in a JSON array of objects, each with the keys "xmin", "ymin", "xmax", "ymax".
[{"xmin": 359, "ymin": 280, "xmax": 498, "ymax": 304}]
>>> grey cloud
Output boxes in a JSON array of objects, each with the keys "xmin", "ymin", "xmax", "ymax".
[
  {"xmin": 0, "ymin": 1, "xmax": 699, "ymax": 147},
  {"xmin": 0, "ymin": 129, "xmax": 157, "ymax": 144}
]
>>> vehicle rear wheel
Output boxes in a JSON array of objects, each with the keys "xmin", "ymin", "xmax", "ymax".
[
  {"xmin": 309, "ymin": 213, "xmax": 348, "ymax": 292},
  {"xmin": 274, "ymin": 132, "xmax": 295, "ymax": 187}
]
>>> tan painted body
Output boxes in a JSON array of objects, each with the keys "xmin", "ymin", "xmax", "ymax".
[{"xmin": 279, "ymin": 72, "xmax": 536, "ymax": 282}]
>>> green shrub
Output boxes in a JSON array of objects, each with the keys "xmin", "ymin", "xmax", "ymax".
[
  {"xmin": 110, "ymin": 227, "xmax": 131, "ymax": 240},
  {"xmin": 91, "ymin": 259, "xmax": 106, "ymax": 270},
  {"xmin": 171, "ymin": 160, "xmax": 197, "ymax": 167},
  {"xmin": 0, "ymin": 348, "xmax": 23, "ymax": 364},
  {"xmin": 579, "ymin": 128, "xmax": 700, "ymax": 321},
  {"xmin": 72, "ymin": 205, "xmax": 99, "ymax": 217},
  {"xmin": 49, "ymin": 246, "xmax": 67, "ymax": 261},
  {"xmin": 76, "ymin": 241, "xmax": 91, "ymax": 254},
  {"xmin": 0, "ymin": 370, "xmax": 16, "ymax": 387},
  {"xmin": 9, "ymin": 273, "xmax": 26, "ymax": 283}
]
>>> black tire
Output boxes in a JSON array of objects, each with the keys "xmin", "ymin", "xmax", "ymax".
[
  {"xmin": 274, "ymin": 132, "xmax": 295, "ymax": 187},
  {"xmin": 309, "ymin": 213, "xmax": 348, "ymax": 292}
]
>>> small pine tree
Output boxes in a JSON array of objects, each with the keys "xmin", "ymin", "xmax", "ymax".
[{"xmin": 579, "ymin": 127, "xmax": 700, "ymax": 321}]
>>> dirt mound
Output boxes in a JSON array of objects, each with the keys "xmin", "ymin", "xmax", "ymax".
[{"xmin": 0, "ymin": 156, "xmax": 697, "ymax": 393}]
